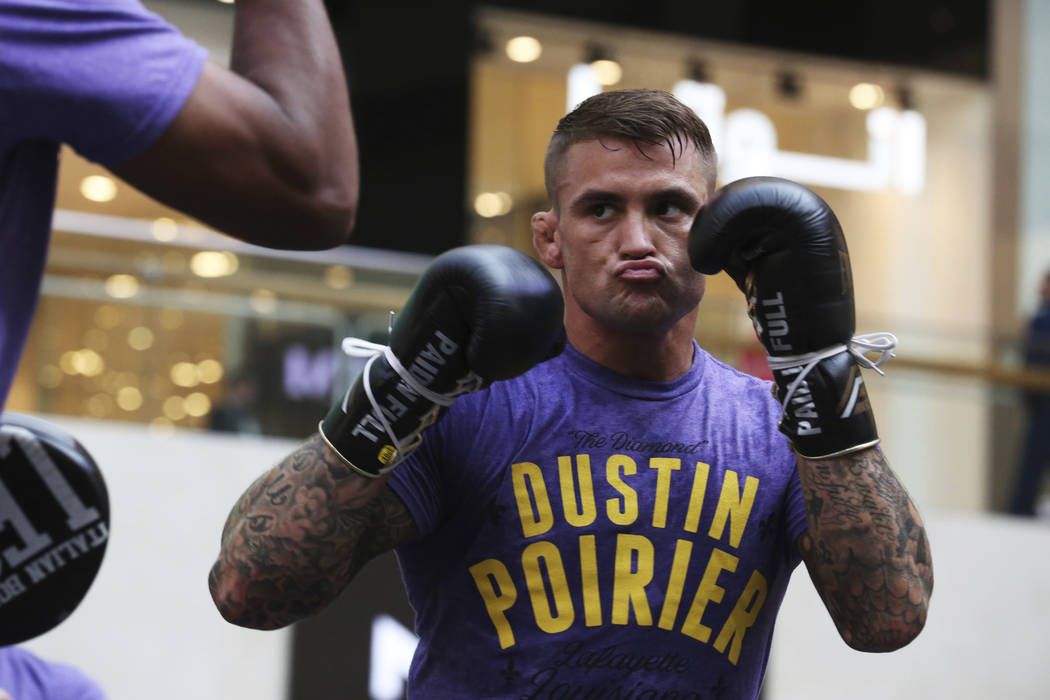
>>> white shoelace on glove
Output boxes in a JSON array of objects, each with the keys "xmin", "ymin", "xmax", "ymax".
[
  {"xmin": 338, "ymin": 335, "xmax": 482, "ymax": 469},
  {"xmin": 765, "ymin": 332, "xmax": 898, "ymax": 418}
]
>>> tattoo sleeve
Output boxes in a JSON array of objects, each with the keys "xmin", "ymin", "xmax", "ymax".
[
  {"xmin": 795, "ymin": 446, "xmax": 933, "ymax": 652},
  {"xmin": 208, "ymin": 433, "xmax": 419, "ymax": 630}
]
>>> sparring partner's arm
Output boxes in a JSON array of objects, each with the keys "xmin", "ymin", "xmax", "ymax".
[
  {"xmin": 690, "ymin": 177, "xmax": 933, "ymax": 652},
  {"xmin": 112, "ymin": 0, "xmax": 358, "ymax": 249},
  {"xmin": 209, "ymin": 246, "xmax": 565, "ymax": 629}
]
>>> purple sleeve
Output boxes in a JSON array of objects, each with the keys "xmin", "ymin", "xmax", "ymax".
[
  {"xmin": 386, "ymin": 411, "xmax": 455, "ymax": 538},
  {"xmin": 0, "ymin": 0, "xmax": 208, "ymax": 165}
]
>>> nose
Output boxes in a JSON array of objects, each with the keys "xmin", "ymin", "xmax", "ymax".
[{"xmin": 619, "ymin": 209, "xmax": 656, "ymax": 259}]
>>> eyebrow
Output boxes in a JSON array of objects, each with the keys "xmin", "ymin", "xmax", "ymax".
[
  {"xmin": 569, "ymin": 190, "xmax": 624, "ymax": 209},
  {"xmin": 569, "ymin": 187, "xmax": 702, "ymax": 211}
]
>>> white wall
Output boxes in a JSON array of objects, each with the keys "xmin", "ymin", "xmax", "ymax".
[
  {"xmin": 767, "ymin": 512, "xmax": 1050, "ymax": 699},
  {"xmin": 21, "ymin": 417, "xmax": 299, "ymax": 700}
]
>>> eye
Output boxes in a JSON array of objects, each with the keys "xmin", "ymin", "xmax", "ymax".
[
  {"xmin": 654, "ymin": 201, "xmax": 685, "ymax": 217},
  {"xmin": 591, "ymin": 203, "xmax": 615, "ymax": 220}
]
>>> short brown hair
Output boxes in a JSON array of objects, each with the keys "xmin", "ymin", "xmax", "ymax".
[{"xmin": 543, "ymin": 89, "xmax": 717, "ymax": 206}]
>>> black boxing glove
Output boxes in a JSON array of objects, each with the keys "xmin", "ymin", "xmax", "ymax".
[
  {"xmin": 689, "ymin": 177, "xmax": 895, "ymax": 459},
  {"xmin": 320, "ymin": 245, "xmax": 565, "ymax": 476},
  {"xmin": 0, "ymin": 413, "xmax": 110, "ymax": 644}
]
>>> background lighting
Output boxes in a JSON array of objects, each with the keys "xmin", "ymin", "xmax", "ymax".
[
  {"xmin": 197, "ymin": 359, "xmax": 224, "ymax": 384},
  {"xmin": 474, "ymin": 191, "xmax": 513, "ymax": 218},
  {"xmin": 249, "ymin": 289, "xmax": 277, "ymax": 315},
  {"xmin": 151, "ymin": 217, "xmax": 178, "ymax": 242},
  {"xmin": 127, "ymin": 326, "xmax": 155, "ymax": 351},
  {"xmin": 163, "ymin": 396, "xmax": 187, "ymax": 421},
  {"xmin": 116, "ymin": 386, "xmax": 143, "ymax": 412},
  {"xmin": 591, "ymin": 59, "xmax": 622, "ymax": 86},
  {"xmin": 79, "ymin": 175, "xmax": 118, "ymax": 203},
  {"xmin": 104, "ymin": 274, "xmax": 140, "ymax": 299},
  {"xmin": 170, "ymin": 361, "xmax": 200, "ymax": 388},
  {"xmin": 849, "ymin": 82, "xmax": 885, "ymax": 110},
  {"xmin": 324, "ymin": 265, "xmax": 354, "ymax": 289},
  {"xmin": 190, "ymin": 251, "xmax": 239, "ymax": 278},
  {"xmin": 183, "ymin": 392, "xmax": 212, "ymax": 418},
  {"xmin": 505, "ymin": 36, "xmax": 542, "ymax": 63}
]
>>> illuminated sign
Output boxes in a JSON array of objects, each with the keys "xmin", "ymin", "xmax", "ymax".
[
  {"xmin": 566, "ymin": 68, "xmax": 926, "ymax": 194},
  {"xmin": 369, "ymin": 614, "xmax": 418, "ymax": 700}
]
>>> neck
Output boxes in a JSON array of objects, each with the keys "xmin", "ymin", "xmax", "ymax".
[{"xmin": 566, "ymin": 310, "xmax": 698, "ymax": 382}]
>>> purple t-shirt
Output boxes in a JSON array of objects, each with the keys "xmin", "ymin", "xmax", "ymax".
[
  {"xmin": 0, "ymin": 646, "xmax": 106, "ymax": 699},
  {"xmin": 389, "ymin": 342, "xmax": 809, "ymax": 700},
  {"xmin": 0, "ymin": 0, "xmax": 207, "ymax": 407}
]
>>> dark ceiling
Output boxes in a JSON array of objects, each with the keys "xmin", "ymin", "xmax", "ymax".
[
  {"xmin": 317, "ymin": 0, "xmax": 990, "ymax": 255},
  {"xmin": 482, "ymin": 0, "xmax": 990, "ymax": 79}
]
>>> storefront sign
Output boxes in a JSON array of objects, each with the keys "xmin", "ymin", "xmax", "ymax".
[{"xmin": 567, "ymin": 70, "xmax": 926, "ymax": 194}]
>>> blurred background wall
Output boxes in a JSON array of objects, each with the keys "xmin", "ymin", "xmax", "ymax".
[{"xmin": 8, "ymin": 0, "xmax": 1050, "ymax": 698}]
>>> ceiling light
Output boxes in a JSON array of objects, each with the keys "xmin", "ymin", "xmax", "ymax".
[
  {"xmin": 128, "ymin": 326, "xmax": 154, "ymax": 351},
  {"xmin": 183, "ymin": 392, "xmax": 212, "ymax": 417},
  {"xmin": 190, "ymin": 251, "xmax": 239, "ymax": 278},
  {"xmin": 151, "ymin": 217, "xmax": 178, "ymax": 242},
  {"xmin": 474, "ymin": 192, "xmax": 512, "ymax": 218},
  {"xmin": 324, "ymin": 265, "xmax": 354, "ymax": 289},
  {"xmin": 80, "ymin": 175, "xmax": 117, "ymax": 203},
  {"xmin": 170, "ymin": 361, "xmax": 200, "ymax": 388},
  {"xmin": 506, "ymin": 36, "xmax": 542, "ymax": 63},
  {"xmin": 591, "ymin": 59, "xmax": 622, "ymax": 86},
  {"xmin": 849, "ymin": 82, "xmax": 885, "ymax": 110},
  {"xmin": 197, "ymin": 359, "xmax": 224, "ymax": 384},
  {"xmin": 162, "ymin": 396, "xmax": 187, "ymax": 421},
  {"xmin": 249, "ymin": 289, "xmax": 277, "ymax": 314},
  {"xmin": 104, "ymin": 274, "xmax": 139, "ymax": 299},
  {"xmin": 116, "ymin": 386, "xmax": 143, "ymax": 411}
]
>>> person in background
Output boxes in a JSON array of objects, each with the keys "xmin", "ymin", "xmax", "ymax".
[{"xmin": 1009, "ymin": 271, "xmax": 1050, "ymax": 515}]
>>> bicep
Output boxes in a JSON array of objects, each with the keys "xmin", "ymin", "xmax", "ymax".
[
  {"xmin": 356, "ymin": 483, "xmax": 421, "ymax": 563},
  {"xmin": 112, "ymin": 62, "xmax": 354, "ymax": 248}
]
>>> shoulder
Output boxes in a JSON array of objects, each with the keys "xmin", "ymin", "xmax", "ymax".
[
  {"xmin": 0, "ymin": 0, "xmax": 206, "ymax": 162},
  {"xmin": 453, "ymin": 354, "xmax": 567, "ymax": 412},
  {"xmin": 701, "ymin": 350, "xmax": 778, "ymax": 401}
]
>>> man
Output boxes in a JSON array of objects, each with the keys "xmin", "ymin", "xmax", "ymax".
[
  {"xmin": 0, "ymin": 0, "xmax": 357, "ymax": 674},
  {"xmin": 0, "ymin": 0, "xmax": 359, "ymax": 410},
  {"xmin": 210, "ymin": 90, "xmax": 932, "ymax": 698},
  {"xmin": 1009, "ymin": 271, "xmax": 1050, "ymax": 515}
]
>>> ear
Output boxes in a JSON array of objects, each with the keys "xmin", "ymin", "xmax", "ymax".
[{"xmin": 532, "ymin": 210, "xmax": 563, "ymax": 269}]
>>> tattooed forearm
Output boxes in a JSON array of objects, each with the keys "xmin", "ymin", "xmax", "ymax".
[
  {"xmin": 796, "ymin": 447, "xmax": 933, "ymax": 652},
  {"xmin": 208, "ymin": 433, "xmax": 419, "ymax": 630}
]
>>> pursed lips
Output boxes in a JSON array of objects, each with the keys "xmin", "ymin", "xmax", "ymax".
[{"xmin": 615, "ymin": 259, "xmax": 665, "ymax": 281}]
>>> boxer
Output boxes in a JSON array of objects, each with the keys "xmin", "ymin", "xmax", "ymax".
[{"xmin": 210, "ymin": 90, "xmax": 931, "ymax": 699}]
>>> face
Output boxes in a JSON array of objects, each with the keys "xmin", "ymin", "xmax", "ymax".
[{"xmin": 533, "ymin": 137, "xmax": 710, "ymax": 339}]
